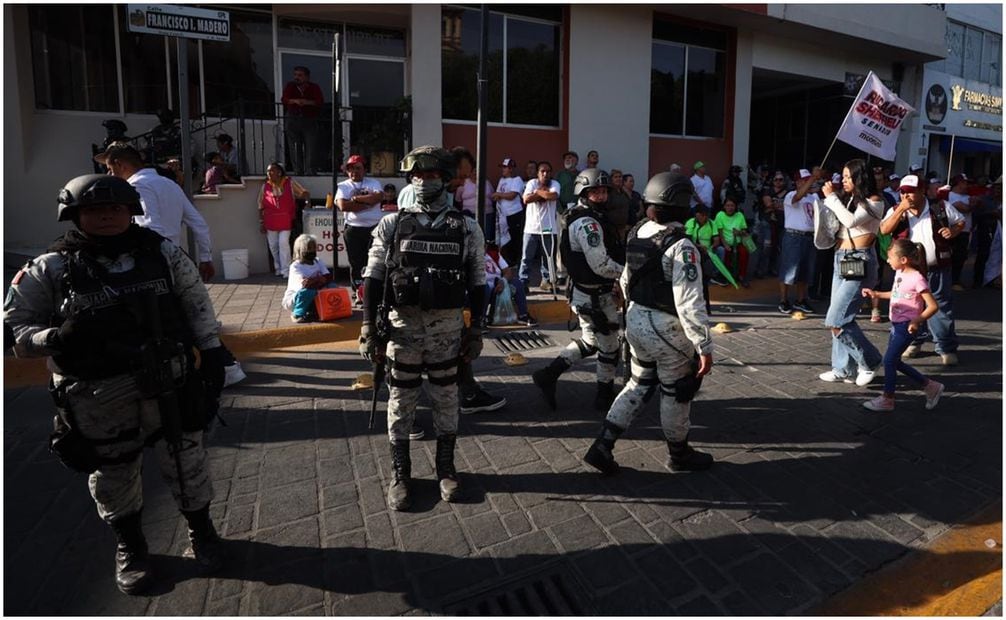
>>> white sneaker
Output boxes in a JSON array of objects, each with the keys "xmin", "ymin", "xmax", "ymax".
[
  {"xmin": 902, "ymin": 344, "xmax": 921, "ymax": 359},
  {"xmin": 940, "ymin": 352, "xmax": 958, "ymax": 366},
  {"xmin": 819, "ymin": 371, "xmax": 853, "ymax": 383},
  {"xmin": 863, "ymin": 395, "xmax": 895, "ymax": 412},
  {"xmin": 924, "ymin": 380, "xmax": 945, "ymax": 410},
  {"xmin": 223, "ymin": 362, "xmax": 247, "ymax": 387},
  {"xmin": 855, "ymin": 369, "xmax": 876, "ymax": 387}
]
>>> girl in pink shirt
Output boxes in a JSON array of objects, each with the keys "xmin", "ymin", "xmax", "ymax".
[{"xmin": 861, "ymin": 239, "xmax": 944, "ymax": 411}]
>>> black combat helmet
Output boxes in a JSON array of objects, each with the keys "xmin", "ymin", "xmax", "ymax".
[
  {"xmin": 399, "ymin": 145, "xmax": 455, "ymax": 185},
  {"xmin": 57, "ymin": 174, "xmax": 143, "ymax": 222},
  {"xmin": 643, "ymin": 171, "xmax": 693, "ymax": 209},
  {"xmin": 573, "ymin": 168, "xmax": 611, "ymax": 197}
]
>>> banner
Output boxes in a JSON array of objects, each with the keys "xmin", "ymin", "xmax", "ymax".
[{"xmin": 835, "ymin": 71, "xmax": 915, "ymax": 161}]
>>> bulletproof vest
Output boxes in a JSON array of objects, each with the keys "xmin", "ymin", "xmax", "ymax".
[
  {"xmin": 54, "ymin": 229, "xmax": 193, "ymax": 379},
  {"xmin": 625, "ymin": 221, "xmax": 687, "ymax": 315},
  {"xmin": 386, "ymin": 210, "xmax": 468, "ymax": 309},
  {"xmin": 890, "ymin": 200, "xmax": 953, "ymax": 268},
  {"xmin": 559, "ymin": 206, "xmax": 621, "ymax": 293}
]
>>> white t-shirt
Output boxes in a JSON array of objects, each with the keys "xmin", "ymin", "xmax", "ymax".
[
  {"xmin": 882, "ymin": 200, "xmax": 964, "ymax": 266},
  {"xmin": 783, "ymin": 190, "xmax": 816, "ymax": 232},
  {"xmin": 484, "ymin": 253, "xmax": 509, "ymax": 285},
  {"xmin": 948, "ymin": 191, "xmax": 972, "ymax": 233},
  {"xmin": 282, "ymin": 260, "xmax": 331, "ymax": 309},
  {"xmin": 522, "ymin": 179, "xmax": 561, "ymax": 235},
  {"xmin": 336, "ymin": 177, "xmax": 384, "ymax": 227},
  {"xmin": 690, "ymin": 173, "xmax": 714, "ymax": 209},
  {"xmin": 495, "ymin": 176, "xmax": 525, "ymax": 217}
]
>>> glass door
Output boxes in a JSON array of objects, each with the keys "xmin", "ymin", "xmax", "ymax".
[
  {"xmin": 278, "ymin": 50, "xmax": 335, "ymax": 174},
  {"xmin": 345, "ymin": 56, "xmax": 406, "ymax": 175}
]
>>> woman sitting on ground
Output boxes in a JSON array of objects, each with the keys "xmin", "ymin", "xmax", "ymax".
[{"xmin": 283, "ymin": 234, "xmax": 334, "ymax": 323}]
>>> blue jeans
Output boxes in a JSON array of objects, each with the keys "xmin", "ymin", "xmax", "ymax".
[
  {"xmin": 883, "ymin": 321, "xmax": 929, "ymax": 394},
  {"xmin": 912, "ymin": 265, "xmax": 958, "ymax": 354},
  {"xmin": 754, "ymin": 218, "xmax": 776, "ymax": 276},
  {"xmin": 825, "ymin": 248, "xmax": 883, "ymax": 376},
  {"xmin": 518, "ymin": 232, "xmax": 556, "ymax": 285},
  {"xmin": 778, "ymin": 231, "xmax": 816, "ymax": 285},
  {"xmin": 291, "ymin": 288, "xmax": 319, "ymax": 319}
]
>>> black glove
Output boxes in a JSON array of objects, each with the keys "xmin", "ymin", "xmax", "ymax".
[
  {"xmin": 359, "ymin": 322, "xmax": 384, "ymax": 363},
  {"xmin": 53, "ymin": 314, "xmax": 101, "ymax": 352},
  {"xmin": 460, "ymin": 327, "xmax": 484, "ymax": 362},
  {"xmin": 199, "ymin": 346, "xmax": 227, "ymax": 398}
]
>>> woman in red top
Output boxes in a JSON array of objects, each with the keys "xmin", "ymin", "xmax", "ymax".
[{"xmin": 258, "ymin": 162, "xmax": 309, "ymax": 277}]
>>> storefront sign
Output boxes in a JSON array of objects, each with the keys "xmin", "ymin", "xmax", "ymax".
[
  {"xmin": 303, "ymin": 208, "xmax": 348, "ymax": 270},
  {"xmin": 921, "ymin": 69, "xmax": 1003, "ymax": 138},
  {"xmin": 127, "ymin": 4, "xmax": 230, "ymax": 42}
]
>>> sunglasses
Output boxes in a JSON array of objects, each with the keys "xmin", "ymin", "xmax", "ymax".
[{"xmin": 773, "ymin": 178, "xmax": 785, "ymax": 182}]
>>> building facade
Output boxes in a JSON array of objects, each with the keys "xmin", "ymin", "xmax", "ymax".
[{"xmin": 5, "ymin": 4, "xmax": 955, "ymax": 260}]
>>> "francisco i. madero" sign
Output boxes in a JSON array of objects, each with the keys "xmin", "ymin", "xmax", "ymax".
[{"xmin": 127, "ymin": 4, "xmax": 230, "ymax": 42}]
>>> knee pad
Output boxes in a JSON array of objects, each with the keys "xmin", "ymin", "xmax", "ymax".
[
  {"xmin": 574, "ymin": 338, "xmax": 598, "ymax": 358},
  {"xmin": 597, "ymin": 351, "xmax": 619, "ymax": 367},
  {"xmin": 660, "ymin": 373, "xmax": 703, "ymax": 403}
]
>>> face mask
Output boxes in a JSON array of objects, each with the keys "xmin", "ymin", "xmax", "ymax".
[
  {"xmin": 303, "ymin": 252, "xmax": 317, "ymax": 263},
  {"xmin": 411, "ymin": 177, "xmax": 444, "ymax": 203}
]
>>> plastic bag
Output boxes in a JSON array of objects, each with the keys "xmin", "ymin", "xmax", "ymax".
[{"xmin": 492, "ymin": 280, "xmax": 519, "ymax": 326}]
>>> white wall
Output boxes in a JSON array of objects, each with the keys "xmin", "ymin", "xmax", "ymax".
[
  {"xmin": 567, "ymin": 5, "xmax": 652, "ymax": 179},
  {"xmin": 751, "ymin": 32, "xmax": 894, "ymax": 84},
  {"xmin": 409, "ymin": 4, "xmax": 442, "ymax": 148}
]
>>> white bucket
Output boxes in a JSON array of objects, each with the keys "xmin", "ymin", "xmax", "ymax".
[{"xmin": 221, "ymin": 249, "xmax": 249, "ymax": 280}]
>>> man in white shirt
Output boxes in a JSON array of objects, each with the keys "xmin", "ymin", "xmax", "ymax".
[
  {"xmin": 336, "ymin": 154, "xmax": 385, "ymax": 299},
  {"xmin": 777, "ymin": 168, "xmax": 818, "ymax": 314},
  {"xmin": 880, "ymin": 175, "xmax": 964, "ymax": 365},
  {"xmin": 519, "ymin": 162, "xmax": 561, "ymax": 291},
  {"xmin": 96, "ymin": 142, "xmax": 215, "ymax": 281},
  {"xmin": 947, "ymin": 173, "xmax": 974, "ymax": 287},
  {"xmin": 690, "ymin": 161, "xmax": 714, "ymax": 212},
  {"xmin": 492, "ymin": 158, "xmax": 525, "ymax": 266}
]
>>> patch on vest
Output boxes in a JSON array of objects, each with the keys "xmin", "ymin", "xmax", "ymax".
[
  {"xmin": 684, "ymin": 263, "xmax": 699, "ymax": 282},
  {"xmin": 399, "ymin": 240, "xmax": 461, "ymax": 255},
  {"xmin": 681, "ymin": 248, "xmax": 697, "ymax": 264},
  {"xmin": 76, "ymin": 279, "xmax": 171, "ymax": 311},
  {"xmin": 582, "ymin": 221, "xmax": 601, "ymax": 247}
]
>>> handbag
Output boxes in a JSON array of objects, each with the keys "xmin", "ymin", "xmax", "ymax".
[{"xmin": 838, "ymin": 197, "xmax": 868, "ymax": 280}]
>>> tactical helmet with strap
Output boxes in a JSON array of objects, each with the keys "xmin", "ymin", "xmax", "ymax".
[
  {"xmin": 574, "ymin": 168, "xmax": 611, "ymax": 198},
  {"xmin": 400, "ymin": 146, "xmax": 455, "ymax": 185},
  {"xmin": 57, "ymin": 174, "xmax": 143, "ymax": 222}
]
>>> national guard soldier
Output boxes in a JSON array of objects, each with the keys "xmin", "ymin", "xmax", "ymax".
[
  {"xmin": 532, "ymin": 168, "xmax": 624, "ymax": 412},
  {"xmin": 583, "ymin": 171, "xmax": 714, "ymax": 475},
  {"xmin": 359, "ymin": 146, "xmax": 486, "ymax": 511},
  {"xmin": 3, "ymin": 175, "xmax": 227, "ymax": 594}
]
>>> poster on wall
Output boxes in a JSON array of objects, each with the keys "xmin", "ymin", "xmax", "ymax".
[{"xmin": 835, "ymin": 71, "xmax": 915, "ymax": 161}]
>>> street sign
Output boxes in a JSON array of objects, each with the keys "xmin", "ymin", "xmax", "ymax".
[{"xmin": 127, "ymin": 4, "xmax": 230, "ymax": 42}]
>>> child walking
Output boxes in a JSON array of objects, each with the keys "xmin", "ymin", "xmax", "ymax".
[{"xmin": 860, "ymin": 239, "xmax": 945, "ymax": 411}]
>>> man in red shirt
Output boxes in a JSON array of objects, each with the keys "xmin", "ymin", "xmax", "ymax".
[{"xmin": 281, "ymin": 66, "xmax": 324, "ymax": 175}]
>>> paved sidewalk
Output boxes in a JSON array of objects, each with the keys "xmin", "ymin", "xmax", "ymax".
[{"xmin": 4, "ymin": 280, "xmax": 1001, "ymax": 614}]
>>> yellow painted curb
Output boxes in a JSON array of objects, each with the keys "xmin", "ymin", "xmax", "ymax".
[{"xmin": 814, "ymin": 501, "xmax": 1002, "ymax": 616}]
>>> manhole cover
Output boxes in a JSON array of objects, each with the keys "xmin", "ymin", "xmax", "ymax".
[
  {"xmin": 492, "ymin": 331, "xmax": 556, "ymax": 354},
  {"xmin": 441, "ymin": 564, "xmax": 594, "ymax": 615}
]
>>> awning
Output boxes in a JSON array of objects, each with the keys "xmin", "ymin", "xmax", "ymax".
[{"xmin": 939, "ymin": 135, "xmax": 1002, "ymax": 154}]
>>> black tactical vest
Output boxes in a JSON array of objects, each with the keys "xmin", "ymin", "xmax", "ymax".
[
  {"xmin": 559, "ymin": 206, "xmax": 620, "ymax": 293},
  {"xmin": 625, "ymin": 221, "xmax": 686, "ymax": 315},
  {"xmin": 54, "ymin": 229, "xmax": 194, "ymax": 379},
  {"xmin": 386, "ymin": 210, "xmax": 468, "ymax": 309}
]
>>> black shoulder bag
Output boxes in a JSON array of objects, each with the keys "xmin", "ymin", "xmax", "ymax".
[{"xmin": 838, "ymin": 197, "xmax": 869, "ymax": 280}]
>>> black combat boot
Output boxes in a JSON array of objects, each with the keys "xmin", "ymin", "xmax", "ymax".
[
  {"xmin": 181, "ymin": 505, "xmax": 225, "ymax": 573},
  {"xmin": 593, "ymin": 380, "xmax": 616, "ymax": 412},
  {"xmin": 583, "ymin": 421, "xmax": 624, "ymax": 475},
  {"xmin": 435, "ymin": 433, "xmax": 461, "ymax": 503},
  {"xmin": 667, "ymin": 436, "xmax": 714, "ymax": 472},
  {"xmin": 388, "ymin": 439, "xmax": 412, "ymax": 511},
  {"xmin": 532, "ymin": 357, "xmax": 570, "ymax": 410},
  {"xmin": 109, "ymin": 511, "xmax": 153, "ymax": 595}
]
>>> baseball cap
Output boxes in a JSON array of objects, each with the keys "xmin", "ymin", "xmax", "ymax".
[
  {"xmin": 909, "ymin": 163, "xmax": 924, "ymax": 173},
  {"xmin": 927, "ymin": 177, "xmax": 941, "ymax": 186},
  {"xmin": 951, "ymin": 173, "xmax": 969, "ymax": 185},
  {"xmin": 693, "ymin": 161, "xmax": 705, "ymax": 170},
  {"xmin": 888, "ymin": 173, "xmax": 901, "ymax": 181},
  {"xmin": 93, "ymin": 141, "xmax": 141, "ymax": 164},
  {"xmin": 500, "ymin": 157, "xmax": 515, "ymax": 167},
  {"xmin": 898, "ymin": 175, "xmax": 920, "ymax": 191},
  {"xmin": 798, "ymin": 168, "xmax": 812, "ymax": 180},
  {"xmin": 831, "ymin": 173, "xmax": 842, "ymax": 184},
  {"xmin": 345, "ymin": 154, "xmax": 365, "ymax": 166}
]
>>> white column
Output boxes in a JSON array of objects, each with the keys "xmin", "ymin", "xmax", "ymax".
[
  {"xmin": 409, "ymin": 5, "xmax": 443, "ymax": 147},
  {"xmin": 732, "ymin": 30, "xmax": 753, "ymax": 172}
]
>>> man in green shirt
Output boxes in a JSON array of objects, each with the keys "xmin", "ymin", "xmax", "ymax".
[{"xmin": 556, "ymin": 151, "xmax": 579, "ymax": 212}]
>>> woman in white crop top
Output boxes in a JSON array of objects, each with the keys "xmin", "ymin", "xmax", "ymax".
[{"xmin": 818, "ymin": 159, "xmax": 884, "ymax": 386}]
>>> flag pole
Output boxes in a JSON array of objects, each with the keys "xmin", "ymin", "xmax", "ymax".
[
  {"xmin": 820, "ymin": 71, "xmax": 874, "ymax": 169},
  {"xmin": 946, "ymin": 134, "xmax": 956, "ymax": 181}
]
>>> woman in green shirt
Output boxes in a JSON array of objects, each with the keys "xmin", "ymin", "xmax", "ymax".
[
  {"xmin": 714, "ymin": 196, "xmax": 751, "ymax": 286},
  {"xmin": 684, "ymin": 205, "xmax": 719, "ymax": 308}
]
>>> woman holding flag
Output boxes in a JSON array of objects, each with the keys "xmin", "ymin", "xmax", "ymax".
[{"xmin": 818, "ymin": 159, "xmax": 885, "ymax": 386}]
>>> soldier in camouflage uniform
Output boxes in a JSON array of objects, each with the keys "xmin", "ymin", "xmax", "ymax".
[
  {"xmin": 583, "ymin": 171, "xmax": 715, "ymax": 475},
  {"xmin": 533, "ymin": 168, "xmax": 624, "ymax": 412},
  {"xmin": 359, "ymin": 146, "xmax": 486, "ymax": 511},
  {"xmin": 3, "ymin": 175, "xmax": 226, "ymax": 595}
]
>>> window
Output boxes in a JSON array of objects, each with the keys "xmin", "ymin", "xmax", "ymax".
[
  {"xmin": 651, "ymin": 21, "xmax": 727, "ymax": 138},
  {"xmin": 937, "ymin": 21, "xmax": 1002, "ymax": 87},
  {"xmin": 29, "ymin": 5, "xmax": 119, "ymax": 112},
  {"xmin": 203, "ymin": 8, "xmax": 275, "ymax": 118},
  {"xmin": 981, "ymin": 33, "xmax": 1001, "ymax": 86},
  {"xmin": 441, "ymin": 6, "xmax": 560, "ymax": 126},
  {"xmin": 963, "ymin": 25, "xmax": 983, "ymax": 81}
]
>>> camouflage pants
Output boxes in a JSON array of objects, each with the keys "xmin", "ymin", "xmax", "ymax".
[
  {"xmin": 64, "ymin": 377, "xmax": 213, "ymax": 522},
  {"xmin": 606, "ymin": 305, "xmax": 695, "ymax": 442},
  {"xmin": 562, "ymin": 290, "xmax": 621, "ymax": 383},
  {"xmin": 386, "ymin": 330, "xmax": 461, "ymax": 441}
]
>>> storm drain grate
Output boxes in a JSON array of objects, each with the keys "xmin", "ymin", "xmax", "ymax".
[
  {"xmin": 492, "ymin": 331, "xmax": 556, "ymax": 354},
  {"xmin": 442, "ymin": 566, "xmax": 595, "ymax": 616}
]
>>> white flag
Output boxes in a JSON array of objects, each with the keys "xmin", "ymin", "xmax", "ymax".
[{"xmin": 835, "ymin": 71, "xmax": 915, "ymax": 161}]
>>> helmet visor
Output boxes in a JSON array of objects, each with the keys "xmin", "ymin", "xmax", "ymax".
[{"xmin": 400, "ymin": 152, "xmax": 444, "ymax": 174}]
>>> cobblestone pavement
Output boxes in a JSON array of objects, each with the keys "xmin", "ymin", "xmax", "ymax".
[{"xmin": 4, "ymin": 287, "xmax": 1001, "ymax": 615}]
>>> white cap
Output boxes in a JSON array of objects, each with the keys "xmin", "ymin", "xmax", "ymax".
[{"xmin": 798, "ymin": 169, "xmax": 812, "ymax": 179}]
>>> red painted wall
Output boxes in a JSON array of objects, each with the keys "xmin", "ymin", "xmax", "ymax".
[{"xmin": 442, "ymin": 123, "xmax": 569, "ymax": 176}]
